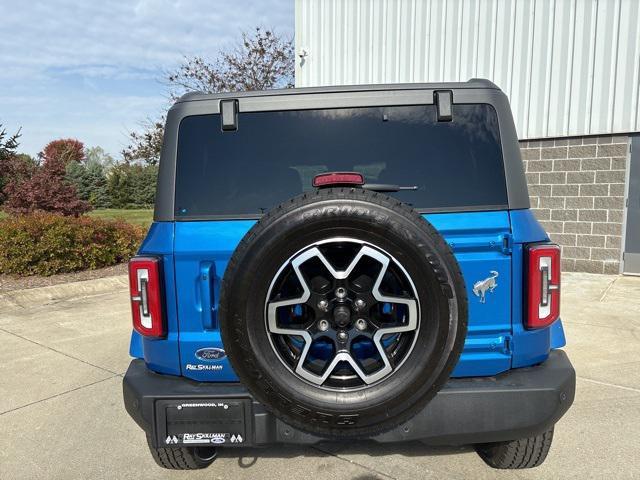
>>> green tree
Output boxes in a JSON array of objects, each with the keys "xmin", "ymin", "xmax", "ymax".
[
  {"xmin": 0, "ymin": 124, "xmax": 20, "ymax": 161},
  {"xmin": 86, "ymin": 162, "xmax": 110, "ymax": 208},
  {"xmin": 0, "ymin": 124, "xmax": 22, "ymax": 204},
  {"xmin": 105, "ymin": 164, "xmax": 134, "ymax": 208},
  {"xmin": 131, "ymin": 164, "xmax": 158, "ymax": 206},
  {"xmin": 65, "ymin": 146, "xmax": 113, "ymax": 209},
  {"xmin": 106, "ymin": 163, "xmax": 157, "ymax": 208},
  {"xmin": 66, "ymin": 160, "xmax": 110, "ymax": 209},
  {"xmin": 85, "ymin": 146, "xmax": 115, "ymax": 170}
]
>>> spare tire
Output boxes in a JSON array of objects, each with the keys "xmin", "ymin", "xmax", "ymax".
[{"xmin": 219, "ymin": 188, "xmax": 467, "ymax": 438}]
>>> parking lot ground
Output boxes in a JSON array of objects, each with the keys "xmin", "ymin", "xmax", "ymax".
[{"xmin": 0, "ymin": 272, "xmax": 639, "ymax": 479}]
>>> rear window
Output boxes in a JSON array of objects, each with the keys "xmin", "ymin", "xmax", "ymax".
[{"xmin": 175, "ymin": 104, "xmax": 507, "ymax": 218}]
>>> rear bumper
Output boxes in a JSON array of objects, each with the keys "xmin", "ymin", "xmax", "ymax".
[{"xmin": 123, "ymin": 350, "xmax": 575, "ymax": 448}]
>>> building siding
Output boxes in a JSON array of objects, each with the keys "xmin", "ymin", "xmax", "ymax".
[
  {"xmin": 295, "ymin": 0, "xmax": 640, "ymax": 140},
  {"xmin": 295, "ymin": 0, "xmax": 638, "ymax": 274},
  {"xmin": 521, "ymin": 134, "xmax": 629, "ymax": 273}
]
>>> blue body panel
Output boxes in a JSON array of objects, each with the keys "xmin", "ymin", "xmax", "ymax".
[
  {"xmin": 131, "ymin": 222, "xmax": 181, "ymax": 375},
  {"xmin": 132, "ymin": 208, "xmax": 566, "ymax": 381},
  {"xmin": 427, "ymin": 211, "xmax": 512, "ymax": 377},
  {"xmin": 508, "ymin": 209, "xmax": 567, "ymax": 367},
  {"xmin": 173, "ymin": 220, "xmax": 256, "ymax": 381}
]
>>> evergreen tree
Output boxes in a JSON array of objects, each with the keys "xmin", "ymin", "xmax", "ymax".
[{"xmin": 65, "ymin": 156, "xmax": 111, "ymax": 208}]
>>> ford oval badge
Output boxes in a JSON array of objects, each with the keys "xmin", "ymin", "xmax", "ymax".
[{"xmin": 195, "ymin": 347, "xmax": 227, "ymax": 362}]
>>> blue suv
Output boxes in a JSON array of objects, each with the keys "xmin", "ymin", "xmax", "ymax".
[{"xmin": 122, "ymin": 80, "xmax": 575, "ymax": 470}]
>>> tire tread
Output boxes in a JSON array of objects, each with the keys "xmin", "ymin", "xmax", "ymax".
[
  {"xmin": 146, "ymin": 436, "xmax": 215, "ymax": 470},
  {"xmin": 219, "ymin": 187, "xmax": 468, "ymax": 438},
  {"xmin": 475, "ymin": 427, "xmax": 554, "ymax": 469}
]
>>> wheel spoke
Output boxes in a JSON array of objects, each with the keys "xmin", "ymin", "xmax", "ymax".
[{"xmin": 265, "ymin": 238, "xmax": 420, "ymax": 388}]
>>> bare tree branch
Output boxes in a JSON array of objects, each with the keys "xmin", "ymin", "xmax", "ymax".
[{"xmin": 123, "ymin": 27, "xmax": 294, "ymax": 165}]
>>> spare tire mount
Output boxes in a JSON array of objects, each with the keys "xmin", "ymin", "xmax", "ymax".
[{"xmin": 220, "ymin": 188, "xmax": 468, "ymax": 438}]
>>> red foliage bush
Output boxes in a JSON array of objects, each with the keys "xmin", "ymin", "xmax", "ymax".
[
  {"xmin": 41, "ymin": 138, "xmax": 84, "ymax": 167},
  {"xmin": 0, "ymin": 154, "xmax": 36, "ymax": 204},
  {"xmin": 0, "ymin": 213, "xmax": 145, "ymax": 276},
  {"xmin": 2, "ymin": 139, "xmax": 91, "ymax": 216}
]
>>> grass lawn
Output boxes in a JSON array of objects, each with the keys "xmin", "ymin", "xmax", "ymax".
[
  {"xmin": 87, "ymin": 208, "xmax": 153, "ymax": 227},
  {"xmin": 0, "ymin": 208, "xmax": 154, "ymax": 227}
]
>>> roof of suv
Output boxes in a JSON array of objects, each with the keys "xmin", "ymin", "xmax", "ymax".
[{"xmin": 174, "ymin": 78, "xmax": 500, "ymax": 104}]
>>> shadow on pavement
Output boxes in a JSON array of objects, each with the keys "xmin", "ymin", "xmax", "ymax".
[{"xmin": 218, "ymin": 440, "xmax": 473, "ymax": 469}]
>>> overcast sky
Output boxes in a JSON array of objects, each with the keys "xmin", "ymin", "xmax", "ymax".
[{"xmin": 0, "ymin": 0, "xmax": 293, "ymax": 158}]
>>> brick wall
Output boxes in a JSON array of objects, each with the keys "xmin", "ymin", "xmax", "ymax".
[{"xmin": 520, "ymin": 135, "xmax": 629, "ymax": 274}]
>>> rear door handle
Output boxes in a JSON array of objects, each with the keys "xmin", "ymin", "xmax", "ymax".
[{"xmin": 199, "ymin": 263, "xmax": 216, "ymax": 330}]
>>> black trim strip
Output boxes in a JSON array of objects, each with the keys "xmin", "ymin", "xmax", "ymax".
[{"xmin": 173, "ymin": 204, "xmax": 511, "ymax": 222}]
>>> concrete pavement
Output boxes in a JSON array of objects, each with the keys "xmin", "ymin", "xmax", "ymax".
[{"xmin": 0, "ymin": 272, "xmax": 639, "ymax": 479}]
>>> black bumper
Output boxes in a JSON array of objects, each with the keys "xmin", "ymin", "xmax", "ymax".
[{"xmin": 123, "ymin": 350, "xmax": 575, "ymax": 448}]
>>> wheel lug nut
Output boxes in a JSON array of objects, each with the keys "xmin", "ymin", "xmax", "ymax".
[
  {"xmin": 337, "ymin": 331, "xmax": 348, "ymax": 342},
  {"xmin": 317, "ymin": 300, "xmax": 329, "ymax": 312},
  {"xmin": 355, "ymin": 318, "xmax": 367, "ymax": 331},
  {"xmin": 354, "ymin": 298, "xmax": 366, "ymax": 310},
  {"xmin": 317, "ymin": 319, "xmax": 330, "ymax": 332},
  {"xmin": 335, "ymin": 287, "xmax": 347, "ymax": 299}
]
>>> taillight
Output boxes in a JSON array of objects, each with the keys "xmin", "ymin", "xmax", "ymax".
[
  {"xmin": 526, "ymin": 243, "xmax": 561, "ymax": 329},
  {"xmin": 128, "ymin": 256, "xmax": 165, "ymax": 338},
  {"xmin": 313, "ymin": 172, "xmax": 365, "ymax": 187}
]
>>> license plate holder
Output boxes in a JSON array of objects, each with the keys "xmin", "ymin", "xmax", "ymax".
[{"xmin": 154, "ymin": 398, "xmax": 251, "ymax": 447}]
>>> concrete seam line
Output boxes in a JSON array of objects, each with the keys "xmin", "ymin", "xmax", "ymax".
[
  {"xmin": 578, "ymin": 376, "xmax": 640, "ymax": 393},
  {"xmin": 0, "ymin": 326, "xmax": 121, "ymax": 376},
  {"xmin": 311, "ymin": 445, "xmax": 399, "ymax": 480},
  {"xmin": 0, "ymin": 374, "xmax": 120, "ymax": 416},
  {"xmin": 31, "ymin": 288, "xmax": 130, "ymax": 309},
  {"xmin": 560, "ymin": 320, "xmax": 636, "ymax": 332},
  {"xmin": 598, "ymin": 275, "xmax": 621, "ymax": 302},
  {"xmin": 0, "ymin": 275, "xmax": 128, "ymax": 311}
]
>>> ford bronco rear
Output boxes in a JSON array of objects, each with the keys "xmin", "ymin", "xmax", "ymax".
[{"xmin": 122, "ymin": 80, "xmax": 575, "ymax": 470}]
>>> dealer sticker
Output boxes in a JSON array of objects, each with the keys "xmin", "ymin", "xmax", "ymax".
[
  {"xmin": 185, "ymin": 363, "xmax": 223, "ymax": 371},
  {"xmin": 182, "ymin": 433, "xmax": 227, "ymax": 444}
]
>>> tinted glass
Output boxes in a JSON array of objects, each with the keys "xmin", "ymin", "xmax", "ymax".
[{"xmin": 175, "ymin": 104, "xmax": 507, "ymax": 217}]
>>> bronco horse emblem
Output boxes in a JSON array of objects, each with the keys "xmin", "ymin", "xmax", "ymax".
[{"xmin": 473, "ymin": 271, "xmax": 499, "ymax": 303}]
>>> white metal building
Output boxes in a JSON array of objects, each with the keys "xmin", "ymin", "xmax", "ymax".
[
  {"xmin": 294, "ymin": 0, "xmax": 640, "ymax": 275},
  {"xmin": 295, "ymin": 0, "xmax": 640, "ymax": 140}
]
